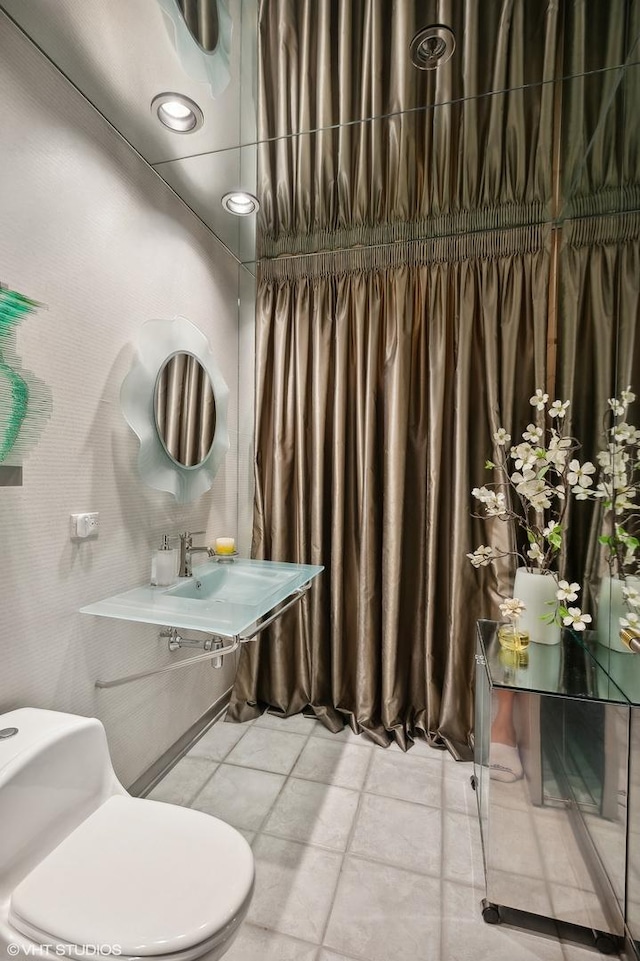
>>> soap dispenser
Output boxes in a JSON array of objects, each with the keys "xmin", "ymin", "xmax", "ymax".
[{"xmin": 151, "ymin": 535, "xmax": 176, "ymax": 587}]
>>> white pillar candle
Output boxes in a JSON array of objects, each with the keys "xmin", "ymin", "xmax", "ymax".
[{"xmin": 215, "ymin": 537, "xmax": 236, "ymax": 555}]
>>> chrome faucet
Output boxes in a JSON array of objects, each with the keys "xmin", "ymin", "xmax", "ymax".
[{"xmin": 178, "ymin": 531, "xmax": 214, "ymax": 577}]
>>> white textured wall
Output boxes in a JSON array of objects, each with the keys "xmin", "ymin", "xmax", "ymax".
[{"xmin": 0, "ymin": 13, "xmax": 251, "ymax": 786}]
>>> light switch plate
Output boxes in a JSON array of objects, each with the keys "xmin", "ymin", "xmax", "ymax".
[{"xmin": 70, "ymin": 512, "xmax": 99, "ymax": 539}]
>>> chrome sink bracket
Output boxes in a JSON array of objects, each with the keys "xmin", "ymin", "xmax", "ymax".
[
  {"xmin": 95, "ymin": 636, "xmax": 239, "ymax": 689},
  {"xmin": 95, "ymin": 582, "xmax": 313, "ymax": 688},
  {"xmin": 238, "ymin": 583, "xmax": 312, "ymax": 642},
  {"xmin": 161, "ymin": 626, "xmax": 217, "ymax": 652},
  {"xmin": 211, "ymin": 638, "xmax": 225, "ymax": 668}
]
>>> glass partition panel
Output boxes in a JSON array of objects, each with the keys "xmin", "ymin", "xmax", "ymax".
[
  {"xmin": 559, "ymin": 58, "xmax": 640, "ymax": 224},
  {"xmin": 563, "ymin": 0, "xmax": 640, "ymax": 75},
  {"xmin": 555, "ymin": 217, "xmax": 619, "ymax": 623},
  {"xmin": 570, "ymin": 62, "xmax": 638, "ymax": 669},
  {"xmin": 555, "ymin": 56, "xmax": 640, "ymax": 672},
  {"xmin": 612, "ymin": 62, "xmax": 640, "ymax": 669},
  {"xmin": 559, "ymin": 67, "xmax": 628, "ymax": 222}
]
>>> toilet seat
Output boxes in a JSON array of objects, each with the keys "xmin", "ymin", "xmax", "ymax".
[{"xmin": 9, "ymin": 795, "xmax": 254, "ymax": 959}]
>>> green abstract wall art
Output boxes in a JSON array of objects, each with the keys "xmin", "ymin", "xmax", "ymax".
[{"xmin": 0, "ymin": 285, "xmax": 51, "ymax": 484}]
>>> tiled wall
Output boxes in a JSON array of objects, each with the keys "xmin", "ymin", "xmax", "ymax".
[{"xmin": 0, "ymin": 13, "xmax": 253, "ymax": 786}]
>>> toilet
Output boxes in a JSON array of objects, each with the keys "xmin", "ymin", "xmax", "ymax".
[{"xmin": 0, "ymin": 708, "xmax": 254, "ymax": 960}]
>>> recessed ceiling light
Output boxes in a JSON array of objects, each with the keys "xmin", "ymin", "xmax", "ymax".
[
  {"xmin": 221, "ymin": 191, "xmax": 260, "ymax": 216},
  {"xmin": 410, "ymin": 25, "xmax": 456, "ymax": 70},
  {"xmin": 151, "ymin": 93, "xmax": 204, "ymax": 133}
]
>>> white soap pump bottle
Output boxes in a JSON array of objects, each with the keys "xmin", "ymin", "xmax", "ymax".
[{"xmin": 151, "ymin": 535, "xmax": 177, "ymax": 587}]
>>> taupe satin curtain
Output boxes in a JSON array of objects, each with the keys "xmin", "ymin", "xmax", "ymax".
[
  {"xmin": 229, "ymin": 235, "xmax": 549, "ymax": 750},
  {"xmin": 229, "ymin": 0, "xmax": 637, "ymax": 748}
]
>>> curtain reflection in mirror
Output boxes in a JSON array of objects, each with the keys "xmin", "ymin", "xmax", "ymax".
[
  {"xmin": 176, "ymin": 0, "xmax": 219, "ymax": 52},
  {"xmin": 155, "ymin": 353, "xmax": 216, "ymax": 468}
]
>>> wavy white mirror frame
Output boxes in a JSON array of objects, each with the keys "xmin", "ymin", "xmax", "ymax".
[{"xmin": 121, "ymin": 316, "xmax": 230, "ymax": 504}]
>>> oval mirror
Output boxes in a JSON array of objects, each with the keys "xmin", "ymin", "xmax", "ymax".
[
  {"xmin": 154, "ymin": 352, "xmax": 216, "ymax": 468},
  {"xmin": 121, "ymin": 316, "xmax": 230, "ymax": 504}
]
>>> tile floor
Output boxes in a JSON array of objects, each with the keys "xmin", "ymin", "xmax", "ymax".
[{"xmin": 149, "ymin": 712, "xmax": 613, "ymax": 961}]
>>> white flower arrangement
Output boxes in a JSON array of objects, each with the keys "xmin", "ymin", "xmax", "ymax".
[
  {"xmin": 589, "ymin": 386, "xmax": 640, "ymax": 576},
  {"xmin": 497, "ymin": 589, "xmax": 593, "ymax": 637},
  {"xmin": 562, "ymin": 607, "xmax": 592, "ymax": 631},
  {"xmin": 467, "ymin": 389, "xmax": 595, "ymax": 628}
]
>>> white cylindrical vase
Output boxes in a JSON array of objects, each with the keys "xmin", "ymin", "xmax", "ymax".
[
  {"xmin": 597, "ymin": 575, "xmax": 640, "ymax": 654},
  {"xmin": 513, "ymin": 568, "xmax": 561, "ymax": 646}
]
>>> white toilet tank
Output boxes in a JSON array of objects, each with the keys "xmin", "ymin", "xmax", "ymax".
[{"xmin": 0, "ymin": 708, "xmax": 124, "ymax": 893}]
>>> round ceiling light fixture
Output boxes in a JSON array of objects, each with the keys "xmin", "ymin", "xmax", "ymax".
[
  {"xmin": 410, "ymin": 24, "xmax": 456, "ymax": 70},
  {"xmin": 151, "ymin": 93, "xmax": 204, "ymax": 133},
  {"xmin": 221, "ymin": 191, "xmax": 260, "ymax": 216}
]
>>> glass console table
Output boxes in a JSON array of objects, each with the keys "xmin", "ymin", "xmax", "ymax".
[
  {"xmin": 570, "ymin": 634, "xmax": 640, "ymax": 956},
  {"xmin": 474, "ymin": 620, "xmax": 631, "ymax": 955}
]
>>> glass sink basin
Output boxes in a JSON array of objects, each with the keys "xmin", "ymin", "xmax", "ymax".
[
  {"xmin": 80, "ymin": 557, "xmax": 324, "ymax": 638},
  {"xmin": 167, "ymin": 563, "xmax": 300, "ymax": 604}
]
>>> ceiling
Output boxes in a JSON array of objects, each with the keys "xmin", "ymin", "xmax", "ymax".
[
  {"xmin": 3, "ymin": 0, "xmax": 639, "ymax": 270},
  {"xmin": 0, "ymin": 0, "xmax": 258, "ymax": 265}
]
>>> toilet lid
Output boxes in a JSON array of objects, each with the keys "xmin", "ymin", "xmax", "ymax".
[{"xmin": 9, "ymin": 795, "xmax": 254, "ymax": 957}]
